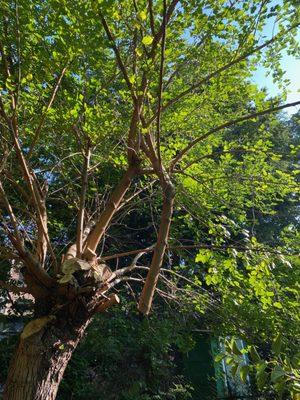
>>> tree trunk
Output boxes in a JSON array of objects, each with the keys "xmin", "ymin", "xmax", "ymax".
[{"xmin": 3, "ymin": 314, "xmax": 91, "ymax": 400}]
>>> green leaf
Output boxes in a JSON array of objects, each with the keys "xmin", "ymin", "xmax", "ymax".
[
  {"xmin": 195, "ymin": 250, "xmax": 211, "ymax": 264},
  {"xmin": 240, "ymin": 365, "xmax": 250, "ymax": 383},
  {"xmin": 231, "ymin": 339, "xmax": 242, "ymax": 356},
  {"xmin": 231, "ymin": 363, "xmax": 239, "ymax": 377},
  {"xmin": 257, "ymin": 371, "xmax": 268, "ymax": 389},
  {"xmin": 256, "ymin": 362, "xmax": 268, "ymax": 389},
  {"xmin": 139, "ymin": 10, "xmax": 147, "ymax": 21},
  {"xmin": 135, "ymin": 47, "xmax": 142, "ymax": 57},
  {"xmin": 215, "ymin": 353, "xmax": 226, "ymax": 363},
  {"xmin": 142, "ymin": 36, "xmax": 153, "ymax": 45},
  {"xmin": 250, "ymin": 346, "xmax": 261, "ymax": 363},
  {"xmin": 271, "ymin": 365, "xmax": 285, "ymax": 383},
  {"xmin": 226, "ymin": 356, "xmax": 235, "ymax": 365}
]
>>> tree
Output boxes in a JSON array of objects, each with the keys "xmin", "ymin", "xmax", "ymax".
[{"xmin": 0, "ymin": 0, "xmax": 299, "ymax": 398}]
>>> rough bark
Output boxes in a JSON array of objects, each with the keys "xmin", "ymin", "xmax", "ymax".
[{"xmin": 4, "ymin": 311, "xmax": 90, "ymax": 400}]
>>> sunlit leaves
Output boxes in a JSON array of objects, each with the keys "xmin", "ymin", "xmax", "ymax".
[
  {"xmin": 216, "ymin": 337, "xmax": 300, "ymax": 398},
  {"xmin": 142, "ymin": 35, "xmax": 154, "ymax": 45},
  {"xmin": 0, "ymin": 3, "xmax": 299, "ymax": 395}
]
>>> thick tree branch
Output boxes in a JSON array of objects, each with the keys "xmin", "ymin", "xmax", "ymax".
[
  {"xmin": 35, "ymin": 195, "xmax": 49, "ymax": 267},
  {"xmin": 128, "ymin": 73, "xmax": 148, "ymax": 163},
  {"xmin": 83, "ymin": 163, "xmax": 139, "ymax": 259},
  {"xmin": 65, "ymin": 220, "xmax": 95, "ymax": 261},
  {"xmin": 138, "ymin": 179, "xmax": 175, "ymax": 315}
]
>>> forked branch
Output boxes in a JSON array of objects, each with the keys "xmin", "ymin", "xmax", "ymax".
[{"xmin": 150, "ymin": 0, "xmax": 179, "ymax": 57}]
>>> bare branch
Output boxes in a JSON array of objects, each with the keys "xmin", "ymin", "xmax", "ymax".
[
  {"xmin": 108, "ymin": 247, "xmax": 153, "ymax": 281},
  {"xmin": 106, "ymin": 277, "xmax": 144, "ymax": 291},
  {"xmin": 2, "ymin": 171, "xmax": 30, "ymax": 202},
  {"xmin": 77, "ymin": 143, "xmax": 92, "ymax": 257},
  {"xmin": 99, "ymin": 11, "xmax": 135, "ymax": 99},
  {"xmin": 0, "ymin": 104, "xmax": 58, "ymax": 276},
  {"xmin": 148, "ymin": 0, "xmax": 156, "ymax": 36},
  {"xmin": 181, "ymin": 147, "xmax": 257, "ymax": 171},
  {"xmin": 8, "ymin": 117, "xmax": 58, "ymax": 270},
  {"xmin": 100, "ymin": 241, "xmax": 294, "ymax": 262},
  {"xmin": 28, "ymin": 64, "xmax": 68, "ymax": 157},
  {"xmin": 138, "ymin": 179, "xmax": 175, "ymax": 315},
  {"xmin": 0, "ymin": 219, "xmax": 55, "ymax": 289},
  {"xmin": 156, "ymin": 0, "xmax": 167, "ymax": 167},
  {"xmin": 14, "ymin": 0, "xmax": 21, "ymax": 109},
  {"xmin": 0, "ymin": 280, "xmax": 30, "ymax": 295},
  {"xmin": 0, "ymin": 180, "xmax": 24, "ymax": 254}
]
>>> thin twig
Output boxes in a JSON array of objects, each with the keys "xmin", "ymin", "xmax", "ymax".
[
  {"xmin": 0, "ymin": 280, "xmax": 30, "ymax": 294},
  {"xmin": 100, "ymin": 242, "xmax": 296, "ymax": 262},
  {"xmin": 170, "ymin": 100, "xmax": 300, "ymax": 169},
  {"xmin": 148, "ymin": 0, "xmax": 155, "ymax": 36},
  {"xmin": 163, "ymin": 23, "xmax": 300, "ymax": 113},
  {"xmin": 156, "ymin": 0, "xmax": 167, "ymax": 167},
  {"xmin": 150, "ymin": 0, "xmax": 179, "ymax": 57},
  {"xmin": 28, "ymin": 64, "xmax": 68, "ymax": 157},
  {"xmin": 99, "ymin": 11, "xmax": 135, "ymax": 99}
]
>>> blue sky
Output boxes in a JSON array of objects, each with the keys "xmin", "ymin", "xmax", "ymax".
[{"xmin": 252, "ymin": 18, "xmax": 300, "ymax": 115}]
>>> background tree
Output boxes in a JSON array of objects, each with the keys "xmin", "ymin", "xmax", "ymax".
[{"xmin": 0, "ymin": 0, "xmax": 299, "ymax": 399}]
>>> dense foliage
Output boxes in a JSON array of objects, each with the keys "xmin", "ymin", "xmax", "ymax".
[{"xmin": 0, "ymin": 0, "xmax": 299, "ymax": 399}]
